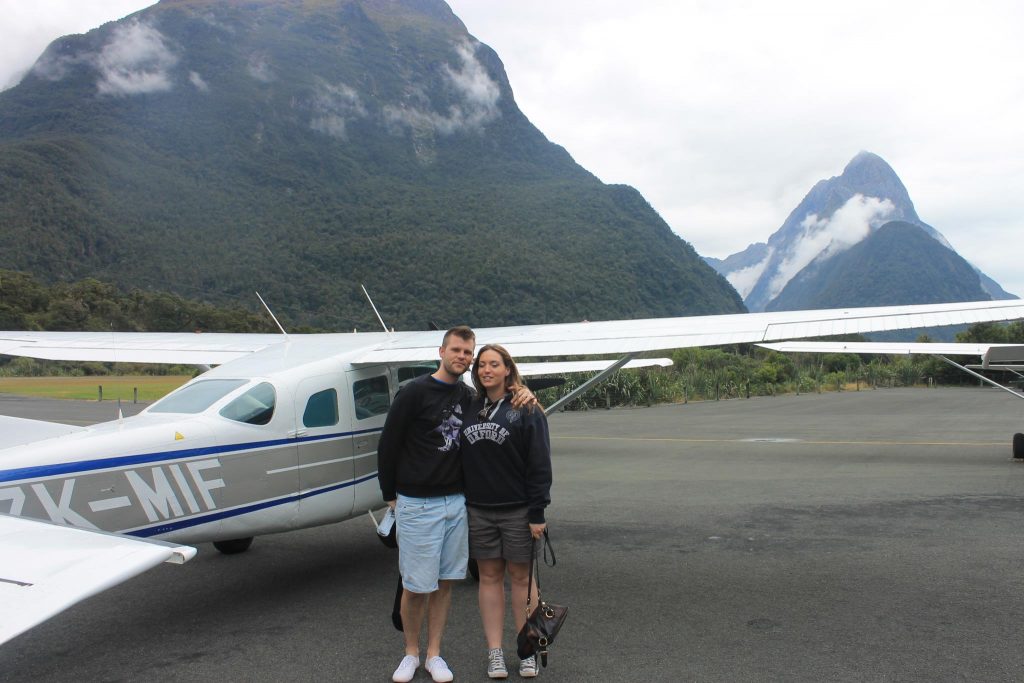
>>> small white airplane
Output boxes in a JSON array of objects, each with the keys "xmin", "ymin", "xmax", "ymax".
[
  {"xmin": 758, "ymin": 339, "xmax": 1024, "ymax": 458},
  {"xmin": 2, "ymin": 297, "xmax": 1024, "ymax": 645}
]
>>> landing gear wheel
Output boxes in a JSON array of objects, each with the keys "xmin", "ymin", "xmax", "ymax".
[
  {"xmin": 1013, "ymin": 433, "xmax": 1024, "ymax": 460},
  {"xmin": 213, "ymin": 537, "xmax": 254, "ymax": 554},
  {"xmin": 468, "ymin": 558, "xmax": 480, "ymax": 581}
]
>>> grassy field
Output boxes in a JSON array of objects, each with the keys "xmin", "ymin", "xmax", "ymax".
[{"xmin": 0, "ymin": 376, "xmax": 190, "ymax": 401}]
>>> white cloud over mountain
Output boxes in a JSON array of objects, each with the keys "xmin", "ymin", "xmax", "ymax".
[
  {"xmin": 96, "ymin": 20, "xmax": 177, "ymax": 96},
  {"xmin": 310, "ymin": 79, "xmax": 367, "ymax": 140},
  {"xmin": 766, "ymin": 194, "xmax": 895, "ymax": 300},
  {"xmin": 384, "ymin": 40, "xmax": 501, "ymax": 136}
]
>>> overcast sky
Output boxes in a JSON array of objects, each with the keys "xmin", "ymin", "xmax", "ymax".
[{"xmin": 2, "ymin": 0, "xmax": 1022, "ymax": 296}]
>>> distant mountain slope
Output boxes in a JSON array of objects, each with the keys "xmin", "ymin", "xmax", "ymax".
[
  {"xmin": 708, "ymin": 152, "xmax": 1014, "ymax": 312},
  {"xmin": 0, "ymin": 0, "xmax": 743, "ymax": 330},
  {"xmin": 765, "ymin": 221, "xmax": 990, "ymax": 310}
]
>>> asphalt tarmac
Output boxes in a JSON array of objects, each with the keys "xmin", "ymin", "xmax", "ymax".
[{"xmin": 2, "ymin": 387, "xmax": 1024, "ymax": 682}]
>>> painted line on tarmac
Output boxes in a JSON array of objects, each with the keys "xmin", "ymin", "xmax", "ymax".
[{"xmin": 552, "ymin": 435, "xmax": 1004, "ymax": 447}]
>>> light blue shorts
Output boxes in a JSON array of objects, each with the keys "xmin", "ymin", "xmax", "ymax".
[{"xmin": 396, "ymin": 493, "xmax": 468, "ymax": 593}]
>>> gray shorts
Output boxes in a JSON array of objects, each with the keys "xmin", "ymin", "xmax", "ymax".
[{"xmin": 468, "ymin": 505, "xmax": 533, "ymax": 564}]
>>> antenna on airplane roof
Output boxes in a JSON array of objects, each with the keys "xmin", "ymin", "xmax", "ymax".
[
  {"xmin": 361, "ymin": 284, "xmax": 392, "ymax": 335},
  {"xmin": 255, "ymin": 291, "xmax": 289, "ymax": 338}
]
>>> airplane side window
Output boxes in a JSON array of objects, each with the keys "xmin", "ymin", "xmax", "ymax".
[
  {"xmin": 303, "ymin": 388, "xmax": 339, "ymax": 428},
  {"xmin": 353, "ymin": 376, "xmax": 390, "ymax": 420},
  {"xmin": 150, "ymin": 379, "xmax": 248, "ymax": 414},
  {"xmin": 397, "ymin": 364, "xmax": 437, "ymax": 384},
  {"xmin": 219, "ymin": 382, "xmax": 276, "ymax": 426}
]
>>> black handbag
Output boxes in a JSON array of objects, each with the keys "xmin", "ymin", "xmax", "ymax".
[{"xmin": 516, "ymin": 530, "xmax": 568, "ymax": 667}]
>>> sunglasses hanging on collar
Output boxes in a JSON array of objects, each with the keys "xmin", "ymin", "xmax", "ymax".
[{"xmin": 478, "ymin": 396, "xmax": 505, "ymax": 421}]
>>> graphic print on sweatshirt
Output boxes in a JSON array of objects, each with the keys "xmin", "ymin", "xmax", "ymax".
[
  {"xmin": 462, "ymin": 421, "xmax": 511, "ymax": 446},
  {"xmin": 434, "ymin": 403, "xmax": 464, "ymax": 452}
]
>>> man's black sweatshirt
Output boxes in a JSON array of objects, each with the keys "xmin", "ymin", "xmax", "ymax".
[{"xmin": 377, "ymin": 374, "xmax": 473, "ymax": 501}]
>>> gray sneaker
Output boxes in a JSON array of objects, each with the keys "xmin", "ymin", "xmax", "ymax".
[
  {"xmin": 519, "ymin": 655, "xmax": 538, "ymax": 678},
  {"xmin": 487, "ymin": 648, "xmax": 508, "ymax": 679}
]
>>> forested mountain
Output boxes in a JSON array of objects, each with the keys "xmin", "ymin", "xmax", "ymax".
[
  {"xmin": 0, "ymin": 0, "xmax": 742, "ymax": 331},
  {"xmin": 707, "ymin": 152, "xmax": 1015, "ymax": 312}
]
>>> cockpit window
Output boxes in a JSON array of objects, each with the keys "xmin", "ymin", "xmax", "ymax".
[
  {"xmin": 219, "ymin": 382, "xmax": 277, "ymax": 426},
  {"xmin": 149, "ymin": 379, "xmax": 248, "ymax": 414}
]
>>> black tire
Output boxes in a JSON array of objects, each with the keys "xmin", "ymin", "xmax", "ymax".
[
  {"xmin": 1013, "ymin": 433, "xmax": 1024, "ymax": 459},
  {"xmin": 468, "ymin": 558, "xmax": 480, "ymax": 581},
  {"xmin": 213, "ymin": 537, "xmax": 254, "ymax": 554}
]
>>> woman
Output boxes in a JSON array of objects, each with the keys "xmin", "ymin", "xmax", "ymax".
[{"xmin": 461, "ymin": 344, "xmax": 552, "ymax": 679}]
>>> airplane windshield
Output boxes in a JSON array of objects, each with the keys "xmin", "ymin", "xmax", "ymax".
[{"xmin": 149, "ymin": 379, "xmax": 249, "ymax": 414}]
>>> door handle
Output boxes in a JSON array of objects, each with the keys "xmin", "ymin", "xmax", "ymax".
[{"xmin": 289, "ymin": 428, "xmax": 308, "ymax": 438}]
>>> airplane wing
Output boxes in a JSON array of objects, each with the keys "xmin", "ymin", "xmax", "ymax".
[
  {"xmin": 758, "ymin": 341, "xmax": 1024, "ymax": 368},
  {"xmin": 0, "ymin": 515, "xmax": 196, "ymax": 646},
  {"xmin": 0, "ymin": 416, "xmax": 84, "ymax": 449},
  {"xmin": 2, "ymin": 299, "xmax": 1024, "ymax": 366},
  {"xmin": 354, "ymin": 299, "xmax": 1024, "ymax": 363},
  {"xmin": 516, "ymin": 358, "xmax": 673, "ymax": 376},
  {"xmin": 0, "ymin": 331, "xmax": 287, "ymax": 365}
]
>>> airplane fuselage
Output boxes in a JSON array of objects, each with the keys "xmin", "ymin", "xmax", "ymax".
[{"xmin": 0, "ymin": 338, "xmax": 433, "ymax": 544}]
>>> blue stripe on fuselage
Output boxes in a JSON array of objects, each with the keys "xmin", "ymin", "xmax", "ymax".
[
  {"xmin": 127, "ymin": 472, "xmax": 380, "ymax": 537},
  {"xmin": 0, "ymin": 428, "xmax": 382, "ymax": 483}
]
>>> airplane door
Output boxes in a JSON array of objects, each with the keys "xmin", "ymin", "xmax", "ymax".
[
  {"xmin": 345, "ymin": 366, "xmax": 392, "ymax": 513},
  {"xmin": 293, "ymin": 374, "xmax": 355, "ymax": 526}
]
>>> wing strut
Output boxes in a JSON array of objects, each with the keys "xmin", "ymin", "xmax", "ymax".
[
  {"xmin": 256, "ymin": 291, "xmax": 289, "ymax": 338},
  {"xmin": 361, "ymin": 284, "xmax": 392, "ymax": 335},
  {"xmin": 936, "ymin": 355, "xmax": 1024, "ymax": 400},
  {"xmin": 544, "ymin": 353, "xmax": 637, "ymax": 415}
]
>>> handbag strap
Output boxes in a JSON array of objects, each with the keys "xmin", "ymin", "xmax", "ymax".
[
  {"xmin": 525, "ymin": 529, "xmax": 555, "ymax": 618},
  {"xmin": 542, "ymin": 529, "xmax": 556, "ymax": 567}
]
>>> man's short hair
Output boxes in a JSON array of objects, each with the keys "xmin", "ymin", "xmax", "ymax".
[{"xmin": 441, "ymin": 325, "xmax": 475, "ymax": 348}]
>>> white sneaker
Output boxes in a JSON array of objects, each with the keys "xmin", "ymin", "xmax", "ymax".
[
  {"xmin": 519, "ymin": 655, "xmax": 538, "ymax": 678},
  {"xmin": 392, "ymin": 654, "xmax": 420, "ymax": 683},
  {"xmin": 425, "ymin": 655, "xmax": 454, "ymax": 682}
]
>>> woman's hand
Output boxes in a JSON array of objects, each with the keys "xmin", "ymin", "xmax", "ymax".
[{"xmin": 529, "ymin": 522, "xmax": 546, "ymax": 539}]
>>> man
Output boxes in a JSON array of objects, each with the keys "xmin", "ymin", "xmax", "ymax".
[{"xmin": 376, "ymin": 325, "xmax": 475, "ymax": 683}]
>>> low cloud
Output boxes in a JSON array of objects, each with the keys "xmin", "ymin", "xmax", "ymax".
[
  {"xmin": 189, "ymin": 71, "xmax": 208, "ymax": 91},
  {"xmin": 247, "ymin": 56, "xmax": 274, "ymax": 83},
  {"xmin": 309, "ymin": 79, "xmax": 367, "ymax": 140},
  {"xmin": 767, "ymin": 194, "xmax": 895, "ymax": 299},
  {"xmin": 32, "ymin": 51, "xmax": 78, "ymax": 82},
  {"xmin": 384, "ymin": 40, "xmax": 501, "ymax": 136},
  {"xmin": 443, "ymin": 40, "xmax": 501, "ymax": 126},
  {"xmin": 96, "ymin": 20, "xmax": 178, "ymax": 96},
  {"xmin": 726, "ymin": 251, "xmax": 772, "ymax": 300},
  {"xmin": 189, "ymin": 9, "xmax": 235, "ymax": 34}
]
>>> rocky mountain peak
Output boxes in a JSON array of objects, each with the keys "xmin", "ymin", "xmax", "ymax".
[{"xmin": 707, "ymin": 152, "xmax": 1015, "ymax": 312}]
